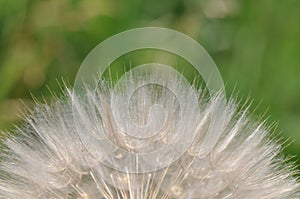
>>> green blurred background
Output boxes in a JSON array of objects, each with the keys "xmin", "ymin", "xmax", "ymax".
[{"xmin": 0, "ymin": 0, "xmax": 299, "ymax": 168}]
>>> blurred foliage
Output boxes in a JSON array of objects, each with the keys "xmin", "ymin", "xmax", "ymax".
[{"xmin": 0, "ymin": 0, "xmax": 300, "ymax": 168}]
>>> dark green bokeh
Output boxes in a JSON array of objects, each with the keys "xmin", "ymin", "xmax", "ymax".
[{"xmin": 0, "ymin": 0, "xmax": 299, "ymax": 168}]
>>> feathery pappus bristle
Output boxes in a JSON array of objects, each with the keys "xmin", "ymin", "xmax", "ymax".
[{"xmin": 0, "ymin": 71, "xmax": 299, "ymax": 199}]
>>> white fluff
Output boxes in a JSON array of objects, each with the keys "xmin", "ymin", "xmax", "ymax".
[{"xmin": 0, "ymin": 72, "xmax": 299, "ymax": 199}]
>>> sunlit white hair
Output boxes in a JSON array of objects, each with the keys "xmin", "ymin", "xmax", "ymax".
[{"xmin": 0, "ymin": 70, "xmax": 299, "ymax": 199}]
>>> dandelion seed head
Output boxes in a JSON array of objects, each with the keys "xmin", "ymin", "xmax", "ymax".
[
  {"xmin": 0, "ymin": 69, "xmax": 299, "ymax": 199},
  {"xmin": 0, "ymin": 27, "xmax": 299, "ymax": 198}
]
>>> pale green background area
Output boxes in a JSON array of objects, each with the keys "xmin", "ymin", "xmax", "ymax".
[{"xmin": 0, "ymin": 0, "xmax": 300, "ymax": 169}]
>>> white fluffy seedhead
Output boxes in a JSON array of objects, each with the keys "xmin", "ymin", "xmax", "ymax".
[{"xmin": 0, "ymin": 70, "xmax": 299, "ymax": 199}]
